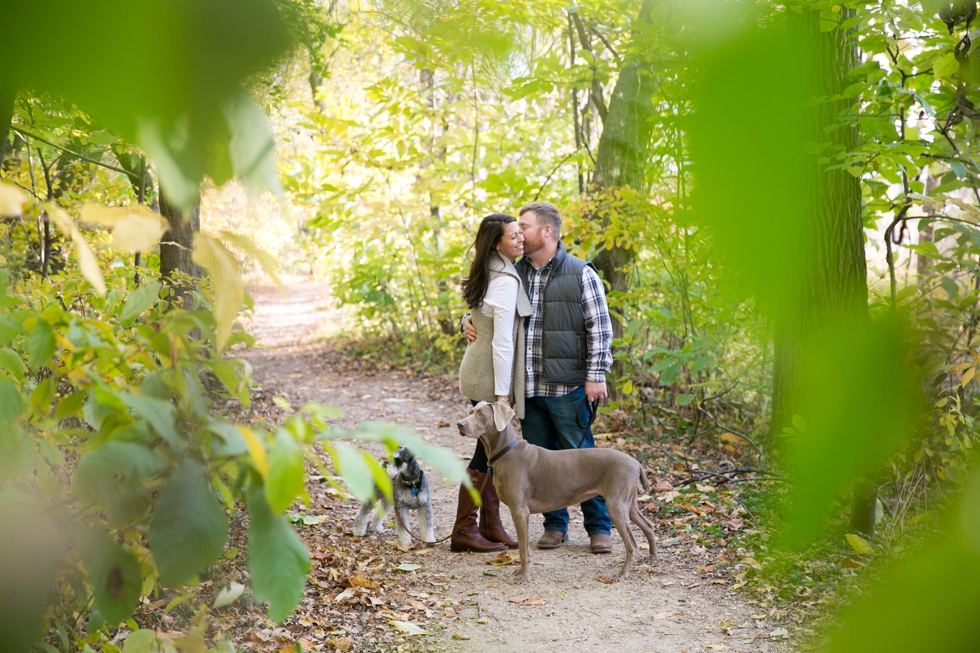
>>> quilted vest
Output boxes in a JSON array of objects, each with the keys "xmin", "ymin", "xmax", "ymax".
[{"xmin": 516, "ymin": 242, "xmax": 593, "ymax": 386}]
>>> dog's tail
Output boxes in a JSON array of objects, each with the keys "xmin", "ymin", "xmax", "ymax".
[{"xmin": 638, "ymin": 466, "xmax": 649, "ymax": 491}]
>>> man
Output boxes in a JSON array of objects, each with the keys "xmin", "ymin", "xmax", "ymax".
[{"xmin": 464, "ymin": 203, "xmax": 615, "ymax": 554}]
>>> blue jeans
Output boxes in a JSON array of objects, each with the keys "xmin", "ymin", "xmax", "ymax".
[{"xmin": 520, "ymin": 386, "xmax": 612, "ymax": 536}]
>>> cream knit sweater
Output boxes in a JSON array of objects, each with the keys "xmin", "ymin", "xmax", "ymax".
[{"xmin": 458, "ymin": 253, "xmax": 532, "ymax": 418}]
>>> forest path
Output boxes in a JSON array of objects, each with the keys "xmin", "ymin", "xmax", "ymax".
[{"xmin": 237, "ymin": 274, "xmax": 783, "ymax": 653}]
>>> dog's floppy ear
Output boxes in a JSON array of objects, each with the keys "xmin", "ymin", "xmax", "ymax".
[{"xmin": 490, "ymin": 401, "xmax": 515, "ymax": 432}]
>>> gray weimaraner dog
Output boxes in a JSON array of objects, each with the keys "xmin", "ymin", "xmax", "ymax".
[{"xmin": 457, "ymin": 401, "xmax": 657, "ymax": 582}]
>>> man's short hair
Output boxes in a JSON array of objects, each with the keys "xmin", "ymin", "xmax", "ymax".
[{"xmin": 519, "ymin": 203, "xmax": 562, "ymax": 235}]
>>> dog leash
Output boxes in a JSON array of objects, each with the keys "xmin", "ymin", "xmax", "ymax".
[{"xmin": 569, "ymin": 397, "xmax": 600, "ymax": 450}]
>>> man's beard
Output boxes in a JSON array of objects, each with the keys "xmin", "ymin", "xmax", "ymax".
[{"xmin": 521, "ymin": 237, "xmax": 541, "ymax": 256}]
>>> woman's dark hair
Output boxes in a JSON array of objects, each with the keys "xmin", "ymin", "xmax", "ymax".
[{"xmin": 461, "ymin": 213, "xmax": 517, "ymax": 310}]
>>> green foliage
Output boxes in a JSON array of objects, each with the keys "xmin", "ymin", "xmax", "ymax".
[{"xmin": 1, "ymin": 0, "xmax": 290, "ymax": 212}]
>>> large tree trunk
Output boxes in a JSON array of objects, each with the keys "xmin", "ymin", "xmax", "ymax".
[
  {"xmin": 0, "ymin": 83, "xmax": 15, "ymax": 166},
  {"xmin": 770, "ymin": 7, "xmax": 867, "ymax": 437},
  {"xmin": 769, "ymin": 8, "xmax": 873, "ymax": 534},
  {"xmin": 159, "ymin": 186, "xmax": 200, "ymax": 306},
  {"xmin": 588, "ymin": 0, "xmax": 659, "ymax": 342}
]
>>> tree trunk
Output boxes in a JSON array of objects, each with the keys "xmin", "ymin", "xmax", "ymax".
[
  {"xmin": 588, "ymin": 0, "xmax": 659, "ymax": 342},
  {"xmin": 769, "ymin": 8, "xmax": 868, "ymax": 438},
  {"xmin": 159, "ymin": 185, "xmax": 200, "ymax": 305},
  {"xmin": 768, "ymin": 9, "xmax": 873, "ymax": 535},
  {"xmin": 309, "ymin": 67, "xmax": 328, "ymax": 114},
  {"xmin": 0, "ymin": 82, "xmax": 15, "ymax": 166}
]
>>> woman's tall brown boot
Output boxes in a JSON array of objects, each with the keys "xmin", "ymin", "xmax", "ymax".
[
  {"xmin": 479, "ymin": 473, "xmax": 517, "ymax": 548},
  {"xmin": 450, "ymin": 469, "xmax": 505, "ymax": 553}
]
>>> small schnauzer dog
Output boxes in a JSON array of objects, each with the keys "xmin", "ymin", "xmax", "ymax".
[{"xmin": 353, "ymin": 447, "xmax": 435, "ymax": 547}]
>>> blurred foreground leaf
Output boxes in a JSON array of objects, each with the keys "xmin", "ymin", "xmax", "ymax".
[
  {"xmin": 248, "ymin": 483, "xmax": 310, "ymax": 623},
  {"xmin": 828, "ymin": 466, "xmax": 980, "ymax": 653},
  {"xmin": 148, "ymin": 459, "xmax": 228, "ymax": 587},
  {"xmin": 783, "ymin": 316, "xmax": 924, "ymax": 547},
  {"xmin": 0, "ymin": 501, "xmax": 61, "ymax": 653}
]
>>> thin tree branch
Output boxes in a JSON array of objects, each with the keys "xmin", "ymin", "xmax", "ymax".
[
  {"xmin": 10, "ymin": 125, "xmax": 139, "ymax": 182},
  {"xmin": 571, "ymin": 12, "xmax": 608, "ymax": 123},
  {"xmin": 589, "ymin": 25, "xmax": 620, "ymax": 61}
]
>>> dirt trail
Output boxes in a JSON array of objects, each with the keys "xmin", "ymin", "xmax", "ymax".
[{"xmin": 238, "ymin": 274, "xmax": 785, "ymax": 653}]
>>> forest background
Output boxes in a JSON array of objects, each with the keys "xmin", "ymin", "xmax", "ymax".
[{"xmin": 3, "ymin": 0, "xmax": 980, "ymax": 652}]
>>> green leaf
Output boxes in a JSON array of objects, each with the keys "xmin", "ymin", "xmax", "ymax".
[
  {"xmin": 76, "ymin": 441, "xmax": 165, "ymax": 526},
  {"xmin": 55, "ymin": 391, "xmax": 87, "ymax": 420},
  {"xmin": 78, "ymin": 530, "xmax": 142, "ymax": 626},
  {"xmin": 265, "ymin": 429, "xmax": 305, "ymax": 513},
  {"xmin": 941, "ymin": 277, "xmax": 960, "ymax": 299},
  {"xmin": 330, "ymin": 441, "xmax": 376, "ymax": 504},
  {"xmin": 116, "ymin": 393, "xmax": 182, "ymax": 452},
  {"xmin": 0, "ymin": 349, "xmax": 25, "ymax": 382},
  {"xmin": 845, "ymin": 533, "xmax": 874, "ymax": 555},
  {"xmin": 0, "ymin": 505, "xmax": 61, "ymax": 653},
  {"xmin": 0, "ymin": 316, "xmax": 23, "ymax": 346},
  {"xmin": 247, "ymin": 483, "xmax": 310, "ymax": 623},
  {"xmin": 675, "ymin": 393, "xmax": 695, "ymax": 406},
  {"xmin": 26, "ymin": 319, "xmax": 56, "ymax": 368},
  {"xmin": 0, "ymin": 379, "xmax": 24, "ymax": 429},
  {"xmin": 791, "ymin": 414, "xmax": 807, "ymax": 433},
  {"xmin": 123, "ymin": 630, "xmax": 159, "ymax": 653},
  {"xmin": 950, "ymin": 159, "xmax": 969, "ymax": 179},
  {"xmin": 148, "ymin": 459, "xmax": 229, "ymax": 587},
  {"xmin": 119, "ymin": 282, "xmax": 163, "ymax": 324},
  {"xmin": 934, "ymin": 52, "xmax": 959, "ymax": 79}
]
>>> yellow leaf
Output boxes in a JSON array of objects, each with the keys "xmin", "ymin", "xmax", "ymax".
[
  {"xmin": 946, "ymin": 197, "xmax": 980, "ymax": 222},
  {"xmin": 192, "ymin": 233, "xmax": 244, "ymax": 350},
  {"xmin": 48, "ymin": 207, "xmax": 106, "ymax": 295},
  {"xmin": 237, "ymin": 425, "xmax": 268, "ymax": 477},
  {"xmin": 0, "ymin": 182, "xmax": 28, "ymax": 216},
  {"xmin": 962, "ymin": 367, "xmax": 976, "ymax": 388},
  {"xmin": 79, "ymin": 203, "xmax": 168, "ymax": 252},
  {"xmin": 845, "ymin": 533, "xmax": 874, "ymax": 555},
  {"xmin": 219, "ymin": 230, "xmax": 284, "ymax": 292},
  {"xmin": 388, "ymin": 621, "xmax": 428, "ymax": 636}
]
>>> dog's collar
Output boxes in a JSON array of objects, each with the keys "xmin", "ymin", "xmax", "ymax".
[
  {"xmin": 487, "ymin": 439, "xmax": 518, "ymax": 466},
  {"xmin": 400, "ymin": 469, "xmax": 423, "ymax": 489}
]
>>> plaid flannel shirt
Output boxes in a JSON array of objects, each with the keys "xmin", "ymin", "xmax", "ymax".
[{"xmin": 525, "ymin": 257, "xmax": 613, "ymax": 398}]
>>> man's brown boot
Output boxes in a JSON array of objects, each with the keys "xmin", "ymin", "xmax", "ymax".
[
  {"xmin": 537, "ymin": 530, "xmax": 569, "ymax": 549},
  {"xmin": 589, "ymin": 533, "xmax": 613, "ymax": 554},
  {"xmin": 478, "ymin": 473, "xmax": 517, "ymax": 548},
  {"xmin": 450, "ymin": 469, "xmax": 505, "ymax": 553}
]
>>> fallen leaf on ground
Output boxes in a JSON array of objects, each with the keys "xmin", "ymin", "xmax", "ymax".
[
  {"xmin": 389, "ymin": 621, "xmax": 428, "ymax": 636},
  {"xmin": 212, "ymin": 582, "xmax": 245, "ymax": 609},
  {"xmin": 595, "ymin": 575, "xmax": 616, "ymax": 584},
  {"xmin": 769, "ymin": 628, "xmax": 790, "ymax": 640},
  {"xmin": 488, "ymin": 552, "xmax": 520, "ymax": 566},
  {"xmin": 346, "ymin": 571, "xmax": 380, "ymax": 589},
  {"xmin": 508, "ymin": 596, "xmax": 546, "ymax": 605},
  {"xmin": 452, "ymin": 633, "xmax": 470, "ymax": 640},
  {"xmin": 655, "ymin": 479, "xmax": 674, "ymax": 491},
  {"xmin": 394, "ymin": 564, "xmax": 421, "ymax": 572}
]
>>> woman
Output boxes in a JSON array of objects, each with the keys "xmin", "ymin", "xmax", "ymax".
[{"xmin": 452, "ymin": 213, "xmax": 532, "ymax": 553}]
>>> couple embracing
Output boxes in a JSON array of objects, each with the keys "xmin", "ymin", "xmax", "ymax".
[{"xmin": 453, "ymin": 203, "xmax": 615, "ymax": 555}]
